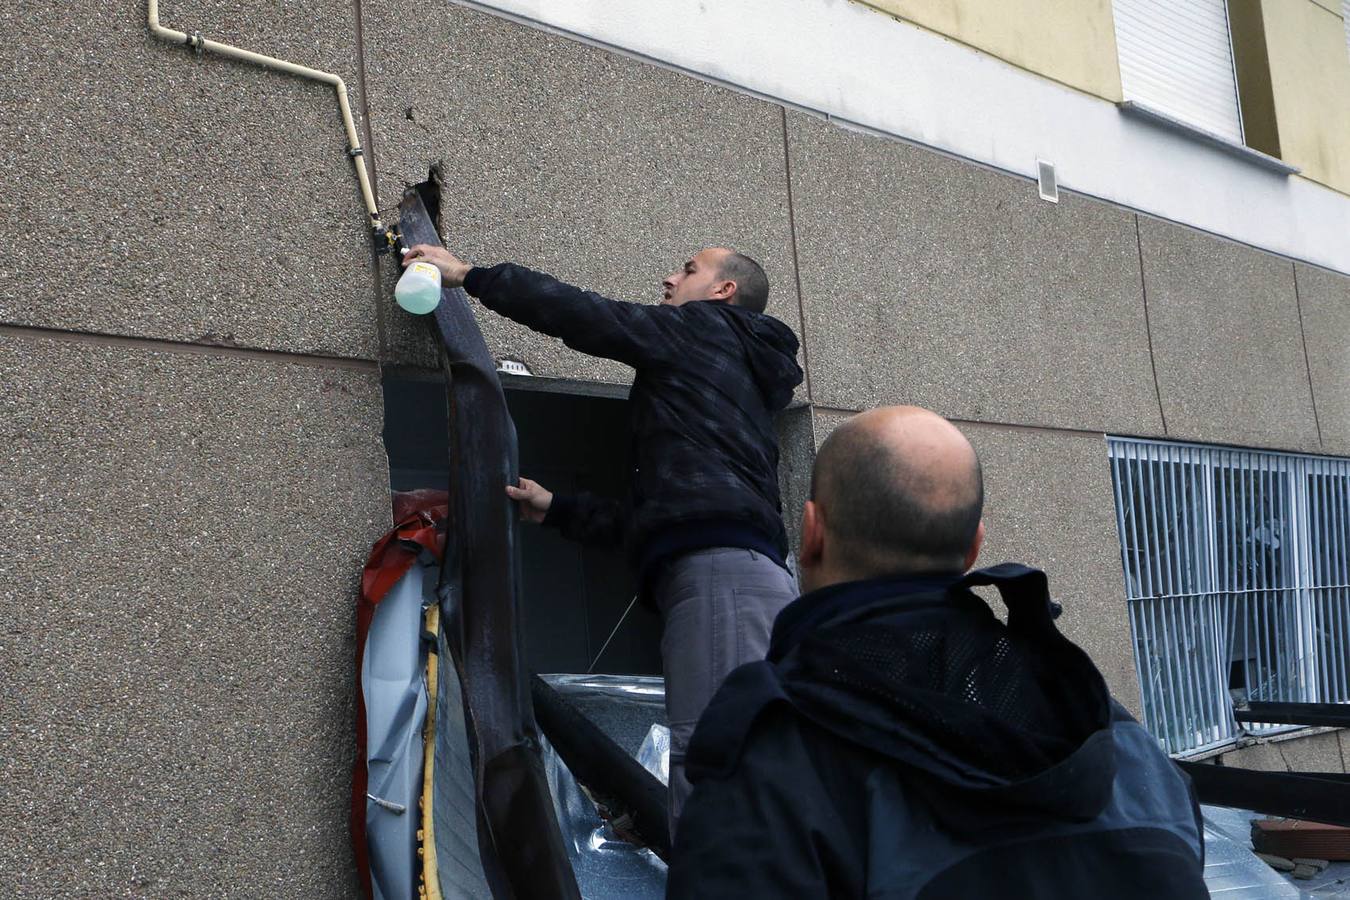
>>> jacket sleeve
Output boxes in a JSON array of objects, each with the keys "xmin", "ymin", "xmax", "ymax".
[
  {"xmin": 665, "ymin": 717, "xmax": 859, "ymax": 899},
  {"xmin": 542, "ymin": 491, "xmax": 627, "ymax": 548},
  {"xmin": 464, "ymin": 263, "xmax": 679, "ymax": 368}
]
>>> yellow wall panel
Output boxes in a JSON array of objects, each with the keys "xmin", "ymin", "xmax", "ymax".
[
  {"xmin": 856, "ymin": 0, "xmax": 1124, "ymax": 101},
  {"xmin": 1261, "ymin": 0, "xmax": 1350, "ymax": 194}
]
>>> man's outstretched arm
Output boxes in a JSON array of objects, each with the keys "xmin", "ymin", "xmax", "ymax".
[
  {"xmin": 506, "ymin": 478, "xmax": 627, "ymax": 548},
  {"xmin": 404, "ymin": 245, "xmax": 677, "ymax": 369}
]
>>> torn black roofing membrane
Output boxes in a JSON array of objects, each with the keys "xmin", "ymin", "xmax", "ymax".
[{"xmin": 400, "ymin": 186, "xmax": 579, "ymax": 899}]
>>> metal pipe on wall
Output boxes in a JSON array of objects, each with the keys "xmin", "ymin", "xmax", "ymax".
[{"xmin": 146, "ymin": 0, "xmax": 391, "ymax": 248}]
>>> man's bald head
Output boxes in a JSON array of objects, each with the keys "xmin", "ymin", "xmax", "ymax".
[{"xmin": 809, "ymin": 407, "xmax": 983, "ymax": 579}]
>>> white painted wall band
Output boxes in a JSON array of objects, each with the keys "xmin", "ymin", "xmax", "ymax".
[{"xmin": 454, "ymin": 0, "xmax": 1350, "ymax": 277}]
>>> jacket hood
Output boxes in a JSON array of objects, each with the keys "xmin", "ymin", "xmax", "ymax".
[
  {"xmin": 708, "ymin": 302, "xmax": 803, "ymax": 411},
  {"xmin": 767, "ymin": 571, "xmax": 1117, "ymax": 832},
  {"xmin": 696, "ymin": 569, "xmax": 1117, "ymax": 836}
]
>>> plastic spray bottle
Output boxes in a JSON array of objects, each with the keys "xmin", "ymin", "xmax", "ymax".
[{"xmin": 395, "ymin": 249, "xmax": 442, "ymax": 315}]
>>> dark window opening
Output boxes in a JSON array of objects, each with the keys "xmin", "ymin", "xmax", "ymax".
[{"xmin": 382, "ymin": 372, "xmax": 661, "ymax": 677}]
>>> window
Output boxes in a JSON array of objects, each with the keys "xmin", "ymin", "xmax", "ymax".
[
  {"xmin": 1112, "ymin": 0, "xmax": 1244, "ymax": 142},
  {"xmin": 1110, "ymin": 0, "xmax": 1296, "ymax": 172},
  {"xmin": 1108, "ymin": 437, "xmax": 1350, "ymax": 755},
  {"xmin": 383, "ymin": 372, "xmax": 661, "ymax": 676}
]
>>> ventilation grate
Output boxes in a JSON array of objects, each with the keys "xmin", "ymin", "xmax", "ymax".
[
  {"xmin": 496, "ymin": 358, "xmax": 533, "ymax": 376},
  {"xmin": 1036, "ymin": 159, "xmax": 1058, "ymax": 203}
]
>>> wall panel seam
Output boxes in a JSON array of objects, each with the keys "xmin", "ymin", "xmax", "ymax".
[
  {"xmin": 812, "ymin": 405, "xmax": 1118, "ymax": 439},
  {"xmin": 1133, "ymin": 214, "xmax": 1170, "ymax": 436},
  {"xmin": 0, "ymin": 324, "xmax": 381, "ymax": 372},
  {"xmin": 1292, "ymin": 263, "xmax": 1325, "ymax": 449},
  {"xmin": 351, "ymin": 0, "xmax": 392, "ymax": 360},
  {"xmin": 780, "ymin": 108, "xmax": 814, "ymax": 404}
]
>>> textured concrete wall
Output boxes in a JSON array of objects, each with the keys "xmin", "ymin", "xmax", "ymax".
[
  {"xmin": 1139, "ymin": 216, "xmax": 1320, "ymax": 452},
  {"xmin": 1297, "ymin": 262, "xmax": 1350, "ymax": 454},
  {"xmin": 0, "ymin": 0, "xmax": 378, "ymax": 357},
  {"xmin": 786, "ymin": 111, "xmax": 1163, "ymax": 437},
  {"xmin": 776, "ymin": 404, "xmax": 817, "ymax": 559},
  {"xmin": 360, "ymin": 2, "xmax": 803, "ymax": 383},
  {"xmin": 4, "ymin": 0, "xmax": 1350, "ymax": 889},
  {"xmin": 0, "ymin": 336, "xmax": 387, "ymax": 897},
  {"xmin": 1217, "ymin": 729, "xmax": 1347, "ymax": 773},
  {"xmin": 0, "ymin": 0, "xmax": 391, "ymax": 894},
  {"xmin": 960, "ymin": 421, "xmax": 1140, "ymax": 712}
]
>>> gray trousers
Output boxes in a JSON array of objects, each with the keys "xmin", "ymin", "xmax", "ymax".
[{"xmin": 651, "ymin": 547, "xmax": 798, "ymax": 826}]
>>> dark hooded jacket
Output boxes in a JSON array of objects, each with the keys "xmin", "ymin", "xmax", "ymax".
[
  {"xmin": 463, "ymin": 263, "xmax": 803, "ymax": 578},
  {"xmin": 667, "ymin": 564, "xmax": 1208, "ymax": 900}
]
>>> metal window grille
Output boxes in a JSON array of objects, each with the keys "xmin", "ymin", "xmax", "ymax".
[{"xmin": 1108, "ymin": 437, "xmax": 1350, "ymax": 755}]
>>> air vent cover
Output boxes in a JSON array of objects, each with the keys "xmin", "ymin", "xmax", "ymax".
[
  {"xmin": 1037, "ymin": 159, "xmax": 1059, "ymax": 203},
  {"xmin": 497, "ymin": 359, "xmax": 533, "ymax": 376}
]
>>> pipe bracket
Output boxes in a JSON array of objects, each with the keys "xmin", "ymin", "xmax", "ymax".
[{"xmin": 372, "ymin": 223, "xmax": 399, "ymax": 255}]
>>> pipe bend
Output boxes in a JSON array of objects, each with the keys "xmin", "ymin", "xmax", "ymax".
[{"xmin": 144, "ymin": 0, "xmax": 384, "ymax": 236}]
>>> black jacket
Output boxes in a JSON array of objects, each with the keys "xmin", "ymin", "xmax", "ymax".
[
  {"xmin": 667, "ymin": 564, "xmax": 1209, "ymax": 900},
  {"xmin": 464, "ymin": 263, "xmax": 803, "ymax": 569}
]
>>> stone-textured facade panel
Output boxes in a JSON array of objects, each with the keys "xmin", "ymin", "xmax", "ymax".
[
  {"xmin": 360, "ymin": 3, "xmax": 802, "ymax": 382},
  {"xmin": 0, "ymin": 0, "xmax": 379, "ymax": 358},
  {"xmin": 788, "ymin": 112, "xmax": 1162, "ymax": 435},
  {"xmin": 1140, "ymin": 217, "xmax": 1319, "ymax": 452},
  {"xmin": 1218, "ymin": 729, "xmax": 1347, "ymax": 773},
  {"xmin": 0, "ymin": 335, "xmax": 389, "ymax": 897},
  {"xmin": 1296, "ymin": 263, "xmax": 1350, "ymax": 454},
  {"xmin": 776, "ymin": 404, "xmax": 817, "ymax": 557}
]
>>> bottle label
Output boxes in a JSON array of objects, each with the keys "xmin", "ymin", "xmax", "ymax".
[{"xmin": 411, "ymin": 262, "xmax": 439, "ymax": 278}]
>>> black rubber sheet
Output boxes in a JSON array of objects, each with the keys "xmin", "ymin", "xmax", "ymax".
[
  {"xmin": 399, "ymin": 186, "xmax": 580, "ymax": 900},
  {"xmin": 1180, "ymin": 761, "xmax": 1350, "ymax": 827}
]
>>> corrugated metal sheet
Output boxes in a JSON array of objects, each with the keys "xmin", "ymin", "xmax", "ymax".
[
  {"xmin": 1202, "ymin": 806, "xmax": 1302, "ymax": 899},
  {"xmin": 1112, "ymin": 0, "xmax": 1244, "ymax": 142}
]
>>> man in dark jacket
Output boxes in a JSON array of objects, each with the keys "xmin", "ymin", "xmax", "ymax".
[
  {"xmin": 667, "ymin": 406, "xmax": 1209, "ymax": 899},
  {"xmin": 402, "ymin": 244, "xmax": 804, "ymax": 820}
]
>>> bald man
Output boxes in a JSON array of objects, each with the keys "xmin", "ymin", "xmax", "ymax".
[
  {"xmin": 667, "ymin": 407, "xmax": 1208, "ymax": 899},
  {"xmin": 405, "ymin": 244, "xmax": 803, "ymax": 821}
]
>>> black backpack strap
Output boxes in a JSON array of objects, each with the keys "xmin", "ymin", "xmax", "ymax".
[{"xmin": 955, "ymin": 563, "xmax": 1063, "ymax": 634}]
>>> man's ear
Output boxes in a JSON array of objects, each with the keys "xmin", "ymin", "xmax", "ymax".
[
  {"xmin": 800, "ymin": 499, "xmax": 825, "ymax": 569},
  {"xmin": 713, "ymin": 279, "xmax": 737, "ymax": 302},
  {"xmin": 962, "ymin": 520, "xmax": 986, "ymax": 572}
]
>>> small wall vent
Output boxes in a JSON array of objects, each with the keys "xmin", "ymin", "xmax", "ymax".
[
  {"xmin": 1036, "ymin": 159, "xmax": 1059, "ymax": 203},
  {"xmin": 497, "ymin": 359, "xmax": 533, "ymax": 377}
]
